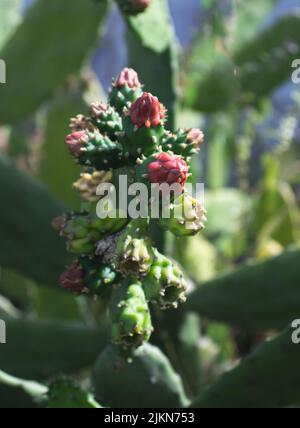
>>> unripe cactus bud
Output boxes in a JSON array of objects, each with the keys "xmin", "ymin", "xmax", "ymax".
[
  {"xmin": 73, "ymin": 170, "xmax": 112, "ymax": 203},
  {"xmin": 69, "ymin": 114, "xmax": 94, "ymax": 132},
  {"xmin": 115, "ymin": 219, "xmax": 155, "ymax": 277},
  {"xmin": 162, "ymin": 128, "xmax": 204, "ymax": 159},
  {"xmin": 147, "ymin": 152, "xmax": 188, "ymax": 188},
  {"xmin": 158, "ymin": 194, "xmax": 207, "ymax": 237},
  {"xmin": 80, "ymin": 257, "xmax": 121, "ymax": 295},
  {"xmin": 55, "ymin": 213, "xmax": 128, "ymax": 255},
  {"xmin": 65, "ymin": 131, "xmax": 88, "ymax": 157},
  {"xmin": 116, "ymin": 68, "xmax": 141, "ymax": 90},
  {"xmin": 89, "ymin": 102, "xmax": 122, "ymax": 141},
  {"xmin": 60, "ymin": 258, "xmax": 120, "ymax": 296},
  {"xmin": 143, "ymin": 250, "xmax": 187, "ymax": 309},
  {"xmin": 109, "ymin": 68, "xmax": 143, "ymax": 114},
  {"xmin": 111, "ymin": 281, "xmax": 153, "ymax": 349},
  {"xmin": 60, "ymin": 262, "xmax": 87, "ymax": 294},
  {"xmin": 117, "ymin": 0, "xmax": 151, "ymax": 16}
]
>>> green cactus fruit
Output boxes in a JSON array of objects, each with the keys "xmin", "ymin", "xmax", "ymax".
[
  {"xmin": 89, "ymin": 102, "xmax": 122, "ymax": 141},
  {"xmin": 121, "ymin": 116, "xmax": 164, "ymax": 159},
  {"xmin": 79, "ymin": 257, "xmax": 121, "ymax": 296},
  {"xmin": 158, "ymin": 193, "xmax": 207, "ymax": 237},
  {"xmin": 120, "ymin": 92, "xmax": 166, "ymax": 159},
  {"xmin": 116, "ymin": 0, "xmax": 151, "ymax": 16},
  {"xmin": 111, "ymin": 281, "xmax": 153, "ymax": 349},
  {"xmin": 92, "ymin": 343, "xmax": 189, "ymax": 408},
  {"xmin": 162, "ymin": 128, "xmax": 204, "ymax": 159},
  {"xmin": 109, "ymin": 68, "xmax": 143, "ymax": 114},
  {"xmin": 115, "ymin": 219, "xmax": 155, "ymax": 277},
  {"xmin": 77, "ymin": 131, "xmax": 125, "ymax": 170},
  {"xmin": 143, "ymin": 250, "xmax": 187, "ymax": 309},
  {"xmin": 54, "ymin": 213, "xmax": 128, "ymax": 255}
]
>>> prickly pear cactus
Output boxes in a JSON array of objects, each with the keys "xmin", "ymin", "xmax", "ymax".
[{"xmin": 53, "ymin": 67, "xmax": 206, "ymax": 351}]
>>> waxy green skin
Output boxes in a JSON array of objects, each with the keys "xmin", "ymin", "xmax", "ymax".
[
  {"xmin": 79, "ymin": 257, "xmax": 121, "ymax": 296},
  {"xmin": 77, "ymin": 132, "xmax": 125, "ymax": 171},
  {"xmin": 90, "ymin": 104, "xmax": 122, "ymax": 141},
  {"xmin": 121, "ymin": 116, "xmax": 165, "ymax": 159},
  {"xmin": 60, "ymin": 213, "xmax": 128, "ymax": 255},
  {"xmin": 109, "ymin": 84, "xmax": 143, "ymax": 115},
  {"xmin": 162, "ymin": 129, "xmax": 201, "ymax": 158}
]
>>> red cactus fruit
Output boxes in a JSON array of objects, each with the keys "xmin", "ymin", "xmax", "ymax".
[
  {"xmin": 147, "ymin": 152, "xmax": 188, "ymax": 188},
  {"xmin": 130, "ymin": 92, "xmax": 165, "ymax": 128},
  {"xmin": 65, "ymin": 131, "xmax": 88, "ymax": 157}
]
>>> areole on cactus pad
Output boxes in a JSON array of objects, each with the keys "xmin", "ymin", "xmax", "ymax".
[{"xmin": 54, "ymin": 67, "xmax": 206, "ymax": 351}]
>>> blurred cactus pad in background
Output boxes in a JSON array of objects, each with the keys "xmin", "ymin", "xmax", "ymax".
[{"xmin": 0, "ymin": 0, "xmax": 300, "ymax": 409}]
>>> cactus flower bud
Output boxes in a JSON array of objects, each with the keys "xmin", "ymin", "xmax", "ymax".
[
  {"xmin": 130, "ymin": 92, "xmax": 165, "ymax": 129},
  {"xmin": 115, "ymin": 219, "xmax": 155, "ymax": 277},
  {"xmin": 143, "ymin": 250, "xmax": 187, "ymax": 309},
  {"xmin": 158, "ymin": 194, "xmax": 207, "ymax": 237},
  {"xmin": 60, "ymin": 262, "xmax": 86, "ymax": 294},
  {"xmin": 147, "ymin": 152, "xmax": 188, "ymax": 188},
  {"xmin": 109, "ymin": 68, "xmax": 143, "ymax": 114},
  {"xmin": 65, "ymin": 131, "xmax": 88, "ymax": 157},
  {"xmin": 115, "ymin": 68, "xmax": 141, "ymax": 90},
  {"xmin": 187, "ymin": 128, "xmax": 204, "ymax": 147},
  {"xmin": 162, "ymin": 128, "xmax": 204, "ymax": 158}
]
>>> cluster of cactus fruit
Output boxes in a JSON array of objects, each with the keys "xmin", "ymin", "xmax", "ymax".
[{"xmin": 53, "ymin": 68, "xmax": 206, "ymax": 350}]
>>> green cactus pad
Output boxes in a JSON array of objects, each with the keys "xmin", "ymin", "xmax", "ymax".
[{"xmin": 92, "ymin": 343, "xmax": 189, "ymax": 408}]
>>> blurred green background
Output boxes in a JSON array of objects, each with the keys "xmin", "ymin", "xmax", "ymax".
[{"xmin": 0, "ymin": 0, "xmax": 300, "ymax": 408}]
